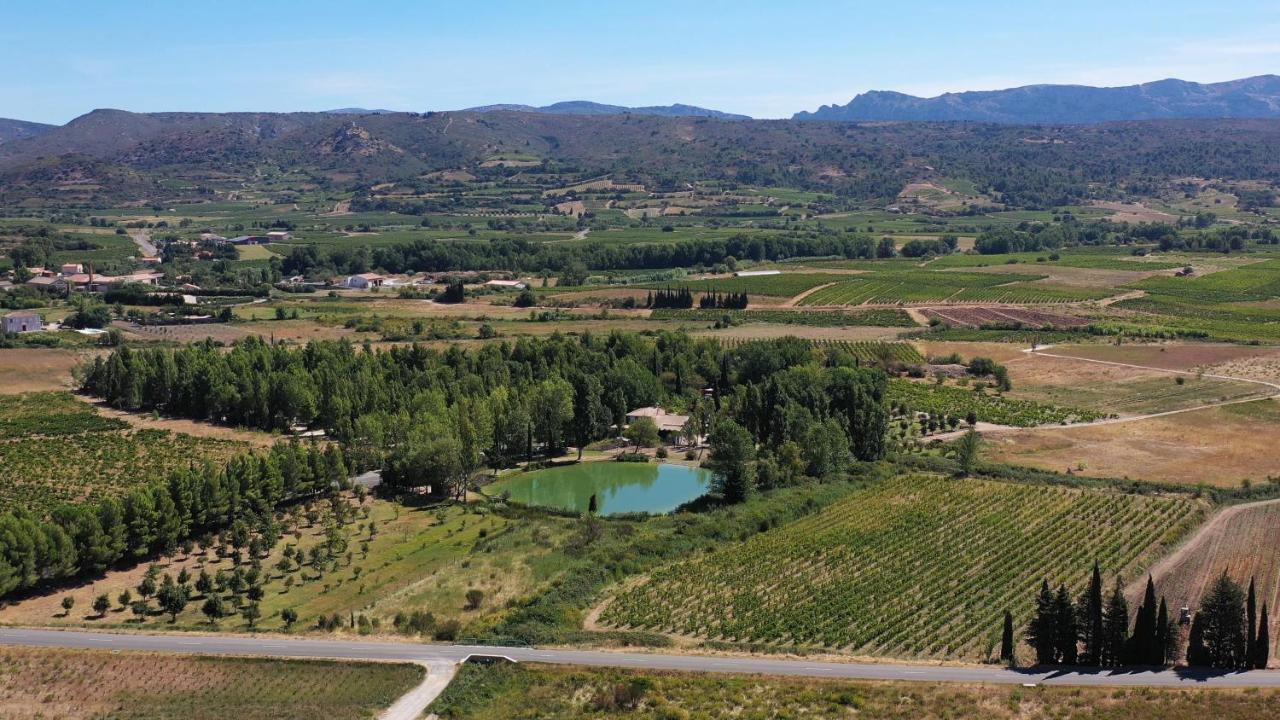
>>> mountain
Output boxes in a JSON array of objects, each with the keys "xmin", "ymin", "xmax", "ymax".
[
  {"xmin": 0, "ymin": 117, "xmax": 57, "ymax": 145},
  {"xmin": 794, "ymin": 75, "xmax": 1280, "ymax": 123},
  {"xmin": 463, "ymin": 100, "xmax": 750, "ymax": 120},
  {"xmin": 323, "ymin": 108, "xmax": 398, "ymax": 115}
]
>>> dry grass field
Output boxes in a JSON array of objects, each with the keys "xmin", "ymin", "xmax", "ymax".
[
  {"xmin": 0, "ymin": 646, "xmax": 421, "ymax": 720},
  {"xmin": 0, "ymin": 348, "xmax": 91, "ymax": 394},
  {"xmin": 430, "ymin": 662, "xmax": 1280, "ymax": 720}
]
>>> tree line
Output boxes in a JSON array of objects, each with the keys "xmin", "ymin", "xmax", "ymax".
[
  {"xmin": 0, "ymin": 442, "xmax": 346, "ymax": 601},
  {"xmin": 1011, "ymin": 564, "xmax": 1270, "ymax": 669},
  {"xmin": 79, "ymin": 333, "xmax": 888, "ymax": 506}
]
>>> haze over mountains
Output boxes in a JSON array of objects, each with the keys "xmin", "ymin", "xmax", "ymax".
[
  {"xmin": 794, "ymin": 75, "xmax": 1280, "ymax": 123},
  {"xmin": 461, "ymin": 101, "xmax": 751, "ymax": 120}
]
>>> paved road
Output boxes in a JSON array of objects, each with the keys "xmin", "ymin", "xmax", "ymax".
[{"xmin": 3, "ymin": 627, "xmax": 1280, "ymax": 688}]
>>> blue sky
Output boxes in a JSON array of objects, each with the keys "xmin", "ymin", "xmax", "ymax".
[{"xmin": 3, "ymin": 0, "xmax": 1279, "ymax": 123}]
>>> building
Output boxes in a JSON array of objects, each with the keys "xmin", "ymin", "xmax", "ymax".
[
  {"xmin": 3, "ymin": 311, "xmax": 43, "ymax": 334},
  {"xmin": 266, "ymin": 230, "xmax": 292, "ymax": 242},
  {"xmin": 60, "ymin": 263, "xmax": 84, "ymax": 276},
  {"xmin": 733, "ymin": 269, "xmax": 781, "ymax": 278},
  {"xmin": 625, "ymin": 406, "xmax": 690, "ymax": 438},
  {"xmin": 139, "ymin": 256, "xmax": 163, "ymax": 265},
  {"xmin": 345, "ymin": 273, "xmax": 384, "ymax": 289},
  {"xmin": 227, "ymin": 235, "xmax": 268, "ymax": 245},
  {"xmin": 483, "ymin": 279, "xmax": 527, "ymax": 289}
]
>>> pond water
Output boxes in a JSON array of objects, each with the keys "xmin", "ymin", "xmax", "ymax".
[{"xmin": 489, "ymin": 462, "xmax": 714, "ymax": 516}]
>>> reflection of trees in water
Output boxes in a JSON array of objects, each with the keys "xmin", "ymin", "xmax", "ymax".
[{"xmin": 494, "ymin": 464, "xmax": 711, "ymax": 515}]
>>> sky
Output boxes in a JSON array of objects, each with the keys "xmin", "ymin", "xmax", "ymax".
[{"xmin": 3, "ymin": 0, "xmax": 1279, "ymax": 124}]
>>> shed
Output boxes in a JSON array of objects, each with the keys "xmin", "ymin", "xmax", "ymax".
[{"xmin": 3, "ymin": 311, "xmax": 43, "ymax": 334}]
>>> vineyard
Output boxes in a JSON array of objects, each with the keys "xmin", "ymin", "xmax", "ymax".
[
  {"xmin": 887, "ymin": 379, "xmax": 1107, "ymax": 426},
  {"xmin": 715, "ymin": 338, "xmax": 924, "ymax": 364},
  {"xmin": 641, "ymin": 273, "xmax": 847, "ymax": 297},
  {"xmin": 800, "ymin": 271, "xmax": 1113, "ymax": 306},
  {"xmin": 599, "ymin": 474, "xmax": 1206, "ymax": 659},
  {"xmin": 1130, "ymin": 260, "xmax": 1280, "ymax": 304},
  {"xmin": 649, "ymin": 307, "xmax": 916, "ymax": 327},
  {"xmin": 0, "ymin": 393, "xmax": 249, "ymax": 514}
]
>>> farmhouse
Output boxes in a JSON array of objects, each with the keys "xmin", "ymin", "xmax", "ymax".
[
  {"xmin": 60, "ymin": 263, "xmax": 84, "ymax": 276},
  {"xmin": 227, "ymin": 235, "xmax": 268, "ymax": 245},
  {"xmin": 625, "ymin": 406, "xmax": 690, "ymax": 437},
  {"xmin": 345, "ymin": 273, "xmax": 385, "ymax": 289},
  {"xmin": 3, "ymin": 311, "xmax": 43, "ymax": 334},
  {"xmin": 266, "ymin": 230, "xmax": 292, "ymax": 242},
  {"xmin": 483, "ymin": 279, "xmax": 527, "ymax": 289}
]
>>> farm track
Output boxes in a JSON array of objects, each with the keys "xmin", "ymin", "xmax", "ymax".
[
  {"xmin": 780, "ymin": 282, "xmax": 837, "ymax": 307},
  {"xmin": 5, "ymin": 627, "xmax": 1280, "ymax": 688}
]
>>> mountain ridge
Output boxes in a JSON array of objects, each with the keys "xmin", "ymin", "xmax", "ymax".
[
  {"xmin": 462, "ymin": 100, "xmax": 750, "ymax": 120},
  {"xmin": 794, "ymin": 75, "xmax": 1280, "ymax": 123}
]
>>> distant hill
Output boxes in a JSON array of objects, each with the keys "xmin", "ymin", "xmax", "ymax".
[
  {"xmin": 323, "ymin": 108, "xmax": 398, "ymax": 115},
  {"xmin": 464, "ymin": 100, "xmax": 750, "ymax": 120},
  {"xmin": 794, "ymin": 75, "xmax": 1280, "ymax": 123},
  {"xmin": 0, "ymin": 117, "xmax": 56, "ymax": 145}
]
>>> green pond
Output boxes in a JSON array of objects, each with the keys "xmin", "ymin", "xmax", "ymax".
[{"xmin": 489, "ymin": 462, "xmax": 715, "ymax": 516}]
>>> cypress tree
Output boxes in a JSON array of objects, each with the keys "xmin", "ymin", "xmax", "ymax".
[
  {"xmin": 1187, "ymin": 611, "xmax": 1208, "ymax": 667},
  {"xmin": 1255, "ymin": 604, "xmax": 1270, "ymax": 669},
  {"xmin": 1246, "ymin": 577, "xmax": 1257, "ymax": 665},
  {"xmin": 1132, "ymin": 575, "xmax": 1158, "ymax": 664},
  {"xmin": 1077, "ymin": 562, "xmax": 1104, "ymax": 665},
  {"xmin": 1027, "ymin": 580, "xmax": 1058, "ymax": 665},
  {"xmin": 1200, "ymin": 573, "xmax": 1248, "ymax": 669},
  {"xmin": 1000, "ymin": 610, "xmax": 1015, "ymax": 663},
  {"xmin": 1101, "ymin": 580, "xmax": 1129, "ymax": 667},
  {"xmin": 1054, "ymin": 584, "xmax": 1078, "ymax": 664},
  {"xmin": 1155, "ymin": 596, "xmax": 1174, "ymax": 666}
]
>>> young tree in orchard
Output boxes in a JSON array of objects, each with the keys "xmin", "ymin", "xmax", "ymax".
[
  {"xmin": 1078, "ymin": 563, "xmax": 1105, "ymax": 665},
  {"xmin": 706, "ymin": 419, "xmax": 756, "ymax": 504},
  {"xmin": 281, "ymin": 607, "xmax": 299, "ymax": 629},
  {"xmin": 60, "ymin": 596, "xmax": 75, "ymax": 617},
  {"xmin": 92, "ymin": 593, "xmax": 110, "ymax": 618},
  {"xmin": 624, "ymin": 417, "xmax": 660, "ymax": 453},
  {"xmin": 157, "ymin": 582, "xmax": 189, "ymax": 622}
]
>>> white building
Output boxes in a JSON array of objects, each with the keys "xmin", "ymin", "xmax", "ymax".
[
  {"xmin": 266, "ymin": 230, "xmax": 292, "ymax": 242},
  {"xmin": 345, "ymin": 273, "xmax": 384, "ymax": 289},
  {"xmin": 483, "ymin": 279, "xmax": 527, "ymax": 289},
  {"xmin": 3, "ymin": 311, "xmax": 43, "ymax": 334}
]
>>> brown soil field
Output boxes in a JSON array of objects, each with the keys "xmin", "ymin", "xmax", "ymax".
[
  {"xmin": 0, "ymin": 646, "xmax": 421, "ymax": 720},
  {"xmin": 985, "ymin": 399, "xmax": 1280, "ymax": 485},
  {"xmin": 1047, "ymin": 343, "xmax": 1280, "ymax": 373},
  {"xmin": 916, "ymin": 341, "xmax": 1031, "ymax": 363},
  {"xmin": 1132, "ymin": 499, "xmax": 1280, "ymax": 666},
  {"xmin": 0, "ymin": 348, "xmax": 92, "ymax": 393},
  {"xmin": 79, "ymin": 396, "xmax": 279, "ymax": 447}
]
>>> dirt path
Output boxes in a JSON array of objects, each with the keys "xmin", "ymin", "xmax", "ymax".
[
  {"xmin": 129, "ymin": 229, "xmax": 158, "ymax": 257},
  {"xmin": 781, "ymin": 282, "xmax": 837, "ymax": 307}
]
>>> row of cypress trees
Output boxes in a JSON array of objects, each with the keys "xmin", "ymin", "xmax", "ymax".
[{"xmin": 1005, "ymin": 564, "xmax": 1271, "ymax": 669}]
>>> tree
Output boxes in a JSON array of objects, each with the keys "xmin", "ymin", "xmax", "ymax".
[
  {"xmin": 1101, "ymin": 580, "xmax": 1129, "ymax": 667},
  {"xmin": 465, "ymin": 588, "xmax": 485, "ymax": 610},
  {"xmin": 242, "ymin": 602, "xmax": 262, "ymax": 629},
  {"xmin": 92, "ymin": 593, "xmax": 110, "ymax": 618},
  {"xmin": 282, "ymin": 607, "xmax": 299, "ymax": 629},
  {"xmin": 623, "ymin": 417, "xmax": 660, "ymax": 452},
  {"xmin": 1053, "ymin": 584, "xmax": 1078, "ymax": 665},
  {"xmin": 706, "ymin": 419, "xmax": 755, "ymax": 504},
  {"xmin": 1078, "ymin": 563, "xmax": 1105, "ymax": 665},
  {"xmin": 570, "ymin": 373, "xmax": 606, "ymax": 461},
  {"xmin": 1186, "ymin": 611, "xmax": 1209, "ymax": 667},
  {"xmin": 1027, "ymin": 580, "xmax": 1058, "ymax": 665},
  {"xmin": 1000, "ymin": 610, "xmax": 1015, "ymax": 664},
  {"xmin": 1156, "ymin": 596, "xmax": 1179, "ymax": 666},
  {"xmin": 1247, "ymin": 577, "xmax": 1258, "ymax": 665},
  {"xmin": 131, "ymin": 600, "xmax": 149, "ymax": 622},
  {"xmin": 195, "ymin": 569, "xmax": 213, "ymax": 597},
  {"xmin": 60, "ymin": 595, "xmax": 75, "ymax": 616},
  {"xmin": 137, "ymin": 575, "xmax": 156, "ymax": 600},
  {"xmin": 1197, "ymin": 573, "xmax": 1248, "ymax": 669},
  {"xmin": 587, "ymin": 494, "xmax": 598, "ymax": 515},
  {"xmin": 1131, "ymin": 575, "xmax": 1158, "ymax": 664},
  {"xmin": 1255, "ymin": 604, "xmax": 1271, "ymax": 669},
  {"xmin": 201, "ymin": 595, "xmax": 226, "ymax": 625},
  {"xmin": 117, "ymin": 589, "xmax": 132, "ymax": 611},
  {"xmin": 954, "ymin": 428, "xmax": 981, "ymax": 476},
  {"xmin": 157, "ymin": 582, "xmax": 189, "ymax": 622}
]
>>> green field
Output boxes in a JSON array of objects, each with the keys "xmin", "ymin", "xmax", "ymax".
[
  {"xmin": 0, "ymin": 392, "xmax": 247, "ymax": 514},
  {"xmin": 888, "ymin": 379, "xmax": 1109, "ymax": 426},
  {"xmin": 431, "ymin": 662, "xmax": 1280, "ymax": 720},
  {"xmin": 1130, "ymin": 260, "xmax": 1280, "ymax": 303},
  {"xmin": 0, "ymin": 646, "xmax": 420, "ymax": 720},
  {"xmin": 642, "ymin": 272, "xmax": 846, "ymax": 297},
  {"xmin": 800, "ymin": 271, "xmax": 1114, "ymax": 305},
  {"xmin": 648, "ymin": 307, "xmax": 917, "ymax": 327},
  {"xmin": 601, "ymin": 474, "xmax": 1203, "ymax": 659}
]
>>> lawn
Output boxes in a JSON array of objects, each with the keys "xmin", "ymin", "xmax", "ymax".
[
  {"xmin": 0, "ymin": 646, "xmax": 421, "ymax": 720},
  {"xmin": 430, "ymin": 661, "xmax": 1280, "ymax": 720},
  {"xmin": 601, "ymin": 474, "xmax": 1204, "ymax": 660}
]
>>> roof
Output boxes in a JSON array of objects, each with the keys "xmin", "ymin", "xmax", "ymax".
[
  {"xmin": 484, "ymin": 279, "xmax": 525, "ymax": 287},
  {"xmin": 626, "ymin": 406, "xmax": 690, "ymax": 432},
  {"xmin": 4, "ymin": 311, "xmax": 41, "ymax": 320},
  {"xmin": 734, "ymin": 270, "xmax": 781, "ymax": 277},
  {"xmin": 351, "ymin": 273, "xmax": 384, "ymax": 280}
]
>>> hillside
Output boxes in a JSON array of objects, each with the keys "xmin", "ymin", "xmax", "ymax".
[
  {"xmin": 463, "ymin": 100, "xmax": 750, "ymax": 120},
  {"xmin": 0, "ymin": 117, "xmax": 56, "ymax": 145},
  {"xmin": 796, "ymin": 75, "xmax": 1280, "ymax": 123},
  {"xmin": 2, "ymin": 109, "xmax": 1280, "ymax": 208}
]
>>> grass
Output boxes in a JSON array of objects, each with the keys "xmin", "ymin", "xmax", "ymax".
[
  {"xmin": 800, "ymin": 271, "xmax": 1114, "ymax": 305},
  {"xmin": 430, "ymin": 662, "xmax": 1280, "ymax": 720},
  {"xmin": 0, "ymin": 391, "xmax": 126, "ymax": 438},
  {"xmin": 640, "ymin": 272, "xmax": 847, "ymax": 297},
  {"xmin": 0, "ymin": 646, "xmax": 421, "ymax": 720},
  {"xmin": 888, "ymin": 379, "xmax": 1107, "ymax": 426},
  {"xmin": 601, "ymin": 474, "xmax": 1204, "ymax": 659},
  {"xmin": 648, "ymin": 307, "xmax": 917, "ymax": 327}
]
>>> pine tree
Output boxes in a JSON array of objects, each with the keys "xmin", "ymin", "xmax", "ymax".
[
  {"xmin": 1000, "ymin": 610, "xmax": 1015, "ymax": 664},
  {"xmin": 1054, "ymin": 584, "xmax": 1078, "ymax": 664},
  {"xmin": 1078, "ymin": 562, "xmax": 1105, "ymax": 665},
  {"xmin": 1027, "ymin": 580, "xmax": 1058, "ymax": 665},
  {"xmin": 1101, "ymin": 580, "xmax": 1129, "ymax": 667},
  {"xmin": 1246, "ymin": 577, "xmax": 1258, "ymax": 665},
  {"xmin": 1255, "ymin": 604, "xmax": 1270, "ymax": 669}
]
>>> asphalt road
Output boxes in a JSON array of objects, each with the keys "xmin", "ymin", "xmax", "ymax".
[{"xmin": 3, "ymin": 627, "xmax": 1280, "ymax": 688}]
